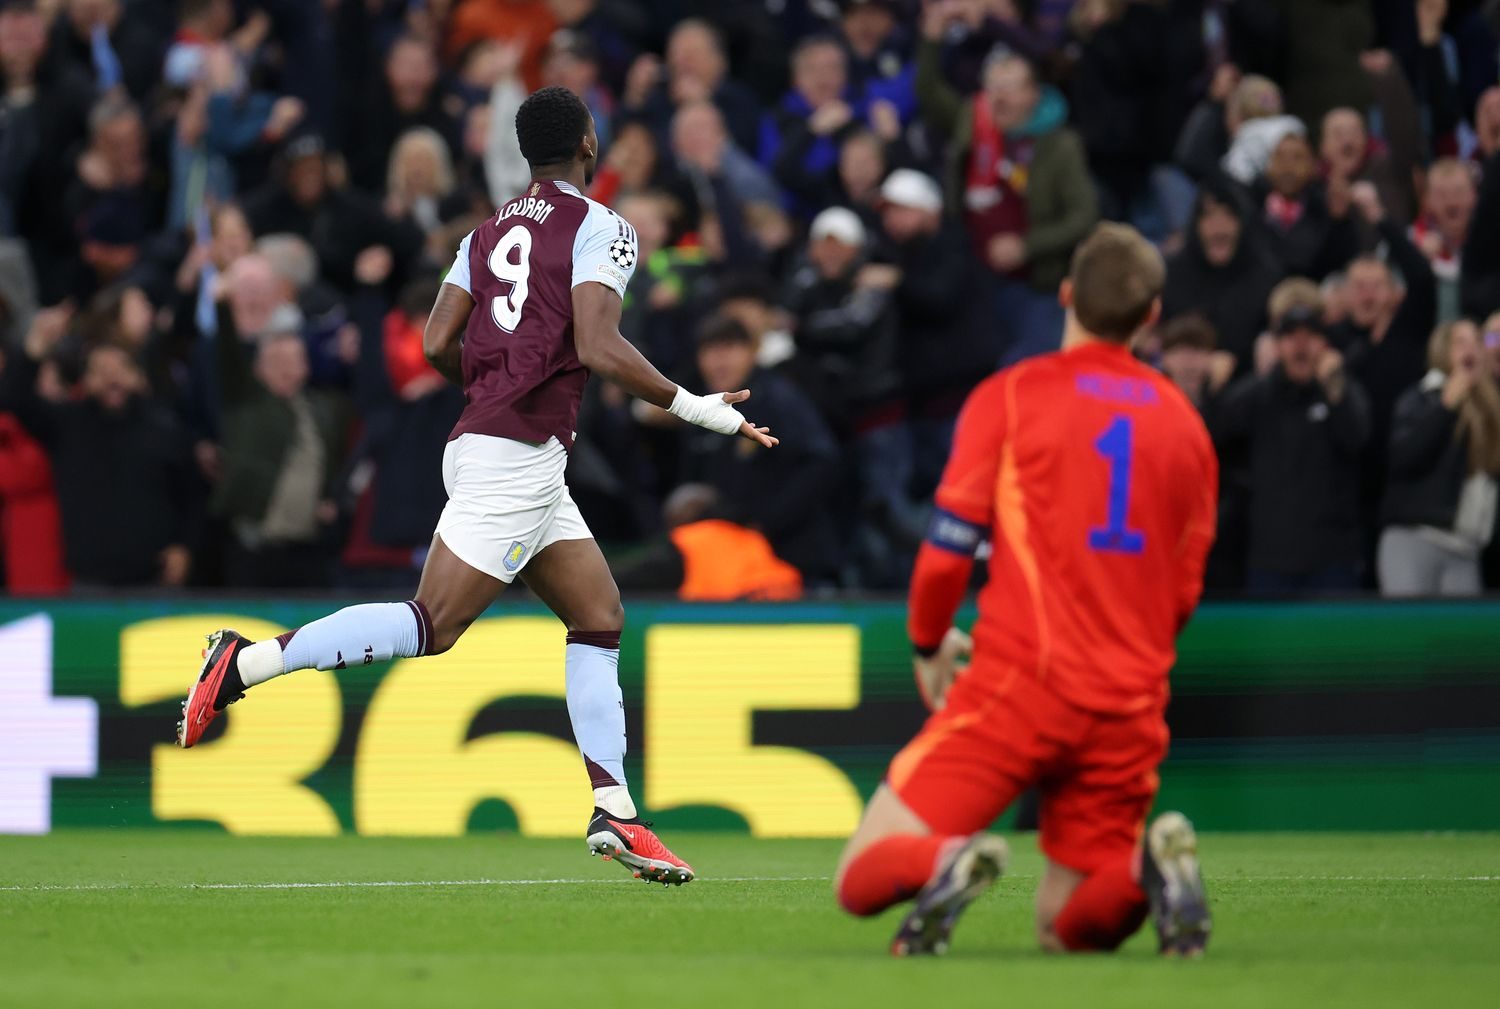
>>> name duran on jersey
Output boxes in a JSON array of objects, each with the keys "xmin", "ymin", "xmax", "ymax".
[{"xmin": 499, "ymin": 194, "xmax": 556, "ymax": 226}]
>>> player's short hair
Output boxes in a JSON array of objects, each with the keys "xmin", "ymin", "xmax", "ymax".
[
  {"xmin": 515, "ymin": 85, "xmax": 591, "ymax": 168},
  {"xmin": 1068, "ymin": 223, "xmax": 1165, "ymax": 343},
  {"xmin": 1160, "ymin": 313, "xmax": 1218, "ymax": 353}
]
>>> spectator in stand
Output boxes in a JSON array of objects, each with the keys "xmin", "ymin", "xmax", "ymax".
[
  {"xmin": 0, "ymin": 304, "xmax": 198, "ymax": 588},
  {"xmin": 243, "ymin": 133, "xmax": 423, "ymax": 295},
  {"xmin": 835, "ymin": 0, "xmax": 914, "ymax": 117},
  {"xmin": 384, "ymin": 127, "xmax": 472, "ymax": 259},
  {"xmin": 920, "ymin": 0, "xmax": 1045, "ymax": 96},
  {"xmin": 1386, "ymin": 0, "xmax": 1463, "ymax": 160},
  {"xmin": 761, "ymin": 34, "xmax": 903, "ymax": 216},
  {"xmin": 586, "ymin": 118, "xmax": 659, "ymax": 207},
  {"xmin": 1410, "ymin": 159, "xmax": 1478, "ymax": 323},
  {"xmin": 1472, "ymin": 86, "xmax": 1500, "ymax": 164},
  {"xmin": 1211, "ymin": 295, "xmax": 1373, "ymax": 594},
  {"xmin": 680, "ymin": 314, "xmax": 842, "ymax": 586},
  {"xmin": 66, "ymin": 94, "xmax": 154, "ymax": 297},
  {"xmin": 917, "ymin": 45, "xmax": 1095, "ymax": 364},
  {"xmin": 1162, "ymin": 178, "xmax": 1281, "ymax": 374},
  {"xmin": 621, "ymin": 20, "xmax": 761, "ymax": 156},
  {"xmin": 345, "ymin": 35, "xmax": 463, "ymax": 194},
  {"xmin": 669, "ymin": 100, "xmax": 780, "ymax": 261},
  {"xmin": 876, "ymin": 169, "xmax": 1001, "ymax": 489},
  {"xmin": 613, "ymin": 189, "xmax": 709, "ymax": 375},
  {"xmin": 1214, "ymin": 75, "xmax": 1302, "ymax": 186},
  {"xmin": 835, "ymin": 128, "xmax": 889, "ymax": 226},
  {"xmin": 212, "ymin": 260, "xmax": 349, "ymax": 588},
  {"xmin": 0, "ymin": 400, "xmax": 68, "ymax": 594},
  {"xmin": 340, "ymin": 278, "xmax": 463, "ymax": 589},
  {"xmin": 1069, "ymin": 0, "xmax": 1204, "ymax": 242},
  {"xmin": 1320, "ymin": 106, "xmax": 1417, "ymax": 227},
  {"xmin": 2, "ymin": 0, "xmax": 94, "ymax": 301},
  {"xmin": 44, "ymin": 0, "xmax": 164, "ymax": 103},
  {"xmin": 1337, "ymin": 183, "xmax": 1439, "ymax": 519},
  {"xmin": 1379, "ymin": 317, "xmax": 1500, "ymax": 596},
  {"xmin": 612, "ymin": 483, "xmax": 803, "ymax": 601},
  {"xmin": 1250, "ymin": 130, "xmax": 1361, "ymax": 282},
  {"xmin": 782, "ymin": 206, "xmax": 902, "ymax": 448},
  {"xmin": 445, "ymin": 0, "xmax": 555, "ymax": 92},
  {"xmin": 1461, "ymin": 151, "xmax": 1500, "ymax": 320},
  {"xmin": 1270, "ymin": 0, "xmax": 1375, "ymax": 132},
  {"xmin": 541, "ymin": 29, "xmax": 614, "ymax": 153},
  {"xmin": 168, "ymin": 42, "xmax": 305, "ymax": 231},
  {"xmin": 1155, "ymin": 313, "xmax": 1237, "ymax": 412}
]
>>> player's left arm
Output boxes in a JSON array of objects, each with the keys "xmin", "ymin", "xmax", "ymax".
[
  {"xmin": 1174, "ymin": 424, "xmax": 1220, "ymax": 633},
  {"xmin": 907, "ymin": 375, "xmax": 1008, "ymax": 707}
]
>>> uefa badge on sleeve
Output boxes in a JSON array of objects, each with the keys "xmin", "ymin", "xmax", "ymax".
[{"xmin": 608, "ymin": 238, "xmax": 636, "ymax": 270}]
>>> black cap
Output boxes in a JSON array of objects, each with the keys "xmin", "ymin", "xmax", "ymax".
[
  {"xmin": 840, "ymin": 0, "xmax": 898, "ymax": 12},
  {"xmin": 80, "ymin": 193, "xmax": 147, "ymax": 246},
  {"xmin": 282, "ymin": 131, "xmax": 327, "ymax": 162},
  {"xmin": 1275, "ymin": 304, "xmax": 1325, "ymax": 337}
]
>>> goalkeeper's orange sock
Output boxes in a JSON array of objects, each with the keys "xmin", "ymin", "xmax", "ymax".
[
  {"xmin": 1052, "ymin": 855, "xmax": 1148, "ymax": 951},
  {"xmin": 837, "ymin": 834, "xmax": 952, "ymax": 916}
]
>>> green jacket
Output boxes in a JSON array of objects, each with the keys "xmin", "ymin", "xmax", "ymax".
[
  {"xmin": 212, "ymin": 304, "xmax": 349, "ymax": 524},
  {"xmin": 916, "ymin": 39, "xmax": 1098, "ymax": 294}
]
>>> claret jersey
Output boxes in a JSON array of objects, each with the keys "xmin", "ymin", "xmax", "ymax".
[{"xmin": 442, "ymin": 179, "xmax": 638, "ymax": 448}]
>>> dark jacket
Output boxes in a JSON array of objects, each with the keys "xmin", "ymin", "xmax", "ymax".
[
  {"xmin": 348, "ymin": 291, "xmax": 463, "ymax": 547},
  {"xmin": 1162, "ymin": 180, "xmax": 1281, "ymax": 371},
  {"xmin": 781, "ymin": 256, "xmax": 901, "ymax": 433},
  {"xmin": 1381, "ymin": 377, "xmax": 1471, "ymax": 529},
  {"xmin": 212, "ymin": 304, "xmax": 349, "ymax": 527},
  {"xmin": 0, "ymin": 353, "xmax": 198, "ymax": 586},
  {"xmin": 887, "ymin": 220, "xmax": 1003, "ymax": 403},
  {"xmin": 242, "ymin": 183, "xmax": 424, "ymax": 293},
  {"xmin": 342, "ymin": 80, "xmax": 463, "ymax": 194},
  {"xmin": 1271, "ymin": 0, "xmax": 1376, "ymax": 131},
  {"xmin": 1247, "ymin": 177, "xmax": 1361, "ymax": 282},
  {"xmin": 1461, "ymin": 151, "xmax": 1500, "ymax": 320},
  {"xmin": 1210, "ymin": 366, "xmax": 1373, "ymax": 574},
  {"xmin": 1332, "ymin": 218, "xmax": 1437, "ymax": 485},
  {"xmin": 679, "ymin": 367, "xmax": 842, "ymax": 583}
]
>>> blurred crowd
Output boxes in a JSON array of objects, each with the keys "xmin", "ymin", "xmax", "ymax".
[{"xmin": 1, "ymin": 0, "xmax": 1499, "ymax": 599}]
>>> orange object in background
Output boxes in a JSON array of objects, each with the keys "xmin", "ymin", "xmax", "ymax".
[{"xmin": 670, "ymin": 519, "xmax": 802, "ymax": 601}]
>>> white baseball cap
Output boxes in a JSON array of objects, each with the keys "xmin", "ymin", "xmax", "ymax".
[
  {"xmin": 809, "ymin": 206, "xmax": 867, "ymax": 247},
  {"xmin": 879, "ymin": 169, "xmax": 944, "ymax": 214}
]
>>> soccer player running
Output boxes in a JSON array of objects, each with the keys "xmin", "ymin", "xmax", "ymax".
[
  {"xmin": 835, "ymin": 224, "xmax": 1219, "ymax": 955},
  {"xmin": 176, "ymin": 87, "xmax": 778, "ymax": 886}
]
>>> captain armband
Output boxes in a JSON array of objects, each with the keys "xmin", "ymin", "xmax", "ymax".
[{"xmin": 925, "ymin": 508, "xmax": 986, "ymax": 557}]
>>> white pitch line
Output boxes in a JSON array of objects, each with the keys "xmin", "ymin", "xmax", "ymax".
[
  {"xmin": 3, "ymin": 874, "xmax": 1498, "ymax": 893},
  {"xmin": 0, "ymin": 875, "xmax": 833, "ymax": 893}
]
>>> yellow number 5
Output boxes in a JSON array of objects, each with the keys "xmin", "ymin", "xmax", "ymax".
[{"xmin": 646, "ymin": 624, "xmax": 863, "ymax": 837}]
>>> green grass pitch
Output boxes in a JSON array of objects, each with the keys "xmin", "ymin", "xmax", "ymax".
[{"xmin": 1, "ymin": 831, "xmax": 1496, "ymax": 1009}]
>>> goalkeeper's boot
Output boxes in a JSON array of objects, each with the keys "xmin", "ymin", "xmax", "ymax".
[
  {"xmin": 890, "ymin": 834, "xmax": 1009, "ymax": 956},
  {"xmin": 177, "ymin": 629, "xmax": 251, "ymax": 748},
  {"xmin": 586, "ymin": 808, "xmax": 695, "ymax": 886},
  {"xmin": 1142, "ymin": 811, "xmax": 1211, "ymax": 957}
]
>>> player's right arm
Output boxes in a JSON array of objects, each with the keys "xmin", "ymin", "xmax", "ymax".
[
  {"xmin": 907, "ymin": 374, "xmax": 1009, "ymax": 707},
  {"xmin": 425, "ymin": 233, "xmax": 477, "ymax": 385},
  {"xmin": 571, "ymin": 281, "xmax": 778, "ymax": 448}
]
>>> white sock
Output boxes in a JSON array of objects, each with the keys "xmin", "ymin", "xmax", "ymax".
[
  {"xmin": 565, "ymin": 639, "xmax": 633, "ymax": 814},
  {"xmin": 238, "ymin": 601, "xmax": 432, "ymax": 688},
  {"xmin": 593, "ymin": 784, "xmax": 637, "ymax": 820}
]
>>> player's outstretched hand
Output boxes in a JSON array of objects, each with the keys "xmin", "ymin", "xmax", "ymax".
[{"xmin": 721, "ymin": 390, "xmax": 779, "ymax": 447}]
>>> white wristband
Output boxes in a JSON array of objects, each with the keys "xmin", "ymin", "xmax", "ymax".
[{"xmin": 667, "ymin": 385, "xmax": 746, "ymax": 436}]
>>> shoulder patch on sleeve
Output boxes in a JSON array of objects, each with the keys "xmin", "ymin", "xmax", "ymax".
[{"xmin": 607, "ymin": 236, "xmax": 637, "ymax": 269}]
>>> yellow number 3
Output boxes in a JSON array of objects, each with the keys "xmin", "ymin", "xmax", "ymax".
[{"xmin": 119, "ymin": 616, "xmax": 341, "ymax": 835}]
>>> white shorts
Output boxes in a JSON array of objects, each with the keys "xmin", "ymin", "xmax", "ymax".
[{"xmin": 435, "ymin": 433, "xmax": 592, "ymax": 583}]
